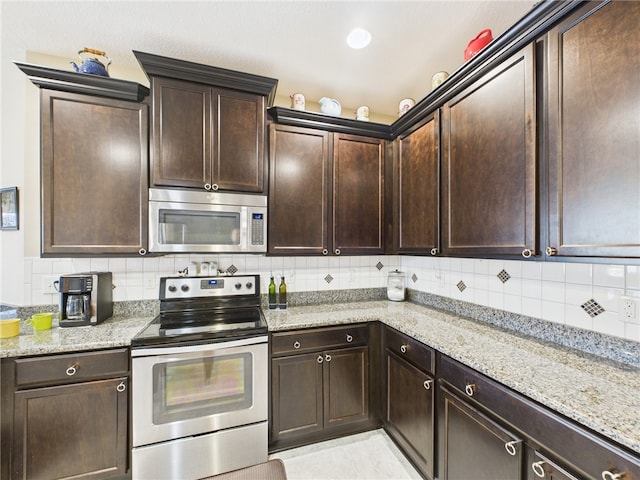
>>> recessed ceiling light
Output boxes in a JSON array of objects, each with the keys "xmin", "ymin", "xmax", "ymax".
[{"xmin": 346, "ymin": 28, "xmax": 371, "ymax": 49}]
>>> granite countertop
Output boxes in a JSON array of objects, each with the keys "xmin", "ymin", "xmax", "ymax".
[
  {"xmin": 264, "ymin": 300, "xmax": 640, "ymax": 456},
  {"xmin": 0, "ymin": 315, "xmax": 153, "ymax": 357},
  {"xmin": 1, "ymin": 300, "xmax": 638, "ymax": 457}
]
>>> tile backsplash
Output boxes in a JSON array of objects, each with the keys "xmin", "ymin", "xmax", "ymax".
[{"xmin": 21, "ymin": 254, "xmax": 640, "ymax": 343}]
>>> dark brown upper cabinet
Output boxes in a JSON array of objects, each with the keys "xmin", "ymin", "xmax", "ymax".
[
  {"xmin": 134, "ymin": 50, "xmax": 277, "ymax": 194},
  {"xmin": 150, "ymin": 77, "xmax": 266, "ymax": 192},
  {"xmin": 546, "ymin": 0, "xmax": 640, "ymax": 259},
  {"xmin": 441, "ymin": 43, "xmax": 537, "ymax": 258},
  {"xmin": 393, "ymin": 112, "xmax": 440, "ymax": 255},
  {"xmin": 268, "ymin": 124, "xmax": 385, "ymax": 256},
  {"xmin": 40, "ymin": 89, "xmax": 148, "ymax": 256}
]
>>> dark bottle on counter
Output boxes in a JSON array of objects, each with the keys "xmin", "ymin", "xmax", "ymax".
[
  {"xmin": 268, "ymin": 276, "xmax": 277, "ymax": 309},
  {"xmin": 278, "ymin": 276, "xmax": 287, "ymax": 309}
]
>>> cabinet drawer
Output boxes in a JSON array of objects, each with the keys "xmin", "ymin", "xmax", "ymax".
[
  {"xmin": 15, "ymin": 349, "xmax": 129, "ymax": 387},
  {"xmin": 385, "ymin": 326, "xmax": 435, "ymax": 374},
  {"xmin": 271, "ymin": 324, "xmax": 369, "ymax": 356}
]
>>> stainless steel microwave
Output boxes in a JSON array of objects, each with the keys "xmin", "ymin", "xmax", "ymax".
[{"xmin": 148, "ymin": 188, "xmax": 267, "ymax": 253}]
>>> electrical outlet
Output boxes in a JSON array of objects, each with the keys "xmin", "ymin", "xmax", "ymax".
[{"xmin": 620, "ymin": 296, "xmax": 639, "ymax": 321}]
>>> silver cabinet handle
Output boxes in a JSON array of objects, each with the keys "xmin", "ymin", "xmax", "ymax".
[
  {"xmin": 322, "ymin": 249, "xmax": 329, "ymax": 255},
  {"xmin": 66, "ymin": 365, "xmax": 77, "ymax": 376},
  {"xmin": 430, "ymin": 248, "xmax": 438, "ymax": 256},
  {"xmin": 325, "ymin": 354, "xmax": 332, "ymax": 362},
  {"xmin": 335, "ymin": 249, "xmax": 341, "ymax": 255},
  {"xmin": 546, "ymin": 246, "xmax": 558, "ymax": 256},
  {"xmin": 317, "ymin": 355, "xmax": 324, "ymax": 364},
  {"xmin": 400, "ymin": 344, "xmax": 408, "ymax": 354},
  {"xmin": 504, "ymin": 441, "xmax": 518, "ymax": 456},
  {"xmin": 293, "ymin": 341, "xmax": 301, "ymax": 349},
  {"xmin": 116, "ymin": 382, "xmax": 126, "ymax": 393},
  {"xmin": 423, "ymin": 380, "xmax": 433, "ymax": 390},
  {"xmin": 522, "ymin": 248, "xmax": 533, "ymax": 258},
  {"xmin": 212, "ymin": 184, "xmax": 219, "ymax": 191},
  {"xmin": 602, "ymin": 472, "xmax": 626, "ymax": 480},
  {"xmin": 465, "ymin": 383, "xmax": 476, "ymax": 396},
  {"xmin": 531, "ymin": 461, "xmax": 546, "ymax": 478},
  {"xmin": 204, "ymin": 183, "xmax": 212, "ymax": 191},
  {"xmin": 346, "ymin": 334, "xmax": 353, "ymax": 343}
]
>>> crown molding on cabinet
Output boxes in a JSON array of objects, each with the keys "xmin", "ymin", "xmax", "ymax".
[
  {"xmin": 133, "ymin": 50, "xmax": 279, "ymax": 107},
  {"xmin": 14, "ymin": 62, "xmax": 150, "ymax": 102}
]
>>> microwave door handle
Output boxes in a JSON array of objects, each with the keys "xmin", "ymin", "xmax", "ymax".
[{"xmin": 240, "ymin": 207, "xmax": 248, "ymax": 248}]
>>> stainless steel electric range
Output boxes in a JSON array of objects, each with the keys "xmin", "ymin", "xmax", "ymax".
[{"xmin": 130, "ymin": 274, "xmax": 268, "ymax": 480}]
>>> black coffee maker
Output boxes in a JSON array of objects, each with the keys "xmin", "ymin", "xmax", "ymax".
[{"xmin": 58, "ymin": 272, "xmax": 113, "ymax": 327}]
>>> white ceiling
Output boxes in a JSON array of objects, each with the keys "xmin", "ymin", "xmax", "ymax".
[{"xmin": 3, "ymin": 0, "xmax": 536, "ymax": 119}]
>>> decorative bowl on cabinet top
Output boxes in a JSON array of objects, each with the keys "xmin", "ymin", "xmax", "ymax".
[{"xmin": 319, "ymin": 97, "xmax": 342, "ymax": 116}]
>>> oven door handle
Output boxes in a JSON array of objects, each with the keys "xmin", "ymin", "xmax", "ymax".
[{"xmin": 131, "ymin": 335, "xmax": 268, "ymax": 357}]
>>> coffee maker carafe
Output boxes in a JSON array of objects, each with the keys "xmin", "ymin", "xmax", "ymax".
[{"xmin": 58, "ymin": 272, "xmax": 113, "ymax": 327}]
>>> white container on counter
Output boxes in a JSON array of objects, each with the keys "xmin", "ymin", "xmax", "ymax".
[{"xmin": 387, "ymin": 270, "xmax": 406, "ymax": 301}]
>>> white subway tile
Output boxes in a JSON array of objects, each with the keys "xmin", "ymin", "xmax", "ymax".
[
  {"xmin": 541, "ymin": 300, "xmax": 564, "ymax": 324},
  {"xmin": 521, "ymin": 261, "xmax": 542, "ymax": 280},
  {"xmin": 542, "ymin": 280, "xmax": 565, "ymax": 303},
  {"xmin": 503, "ymin": 294, "xmax": 522, "ymax": 314},
  {"xmin": 593, "ymin": 264, "xmax": 625, "ymax": 288},
  {"xmin": 90, "ymin": 258, "xmax": 110, "ymax": 272},
  {"xmin": 565, "ymin": 304, "xmax": 593, "ymax": 330},
  {"xmin": 592, "ymin": 311, "xmax": 625, "ymax": 338},
  {"xmin": 565, "ymin": 283, "xmax": 593, "ymax": 307},
  {"xmin": 592, "ymin": 286, "xmax": 624, "ymax": 313},
  {"xmin": 542, "ymin": 262, "xmax": 565, "ymax": 282},
  {"xmin": 522, "ymin": 296, "xmax": 542, "ymax": 318},
  {"xmin": 626, "ymin": 266, "xmax": 640, "ymax": 290},
  {"xmin": 565, "ymin": 263, "xmax": 592, "ymax": 285}
]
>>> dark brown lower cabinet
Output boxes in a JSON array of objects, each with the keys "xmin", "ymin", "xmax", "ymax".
[
  {"xmin": 269, "ymin": 325, "xmax": 375, "ymax": 451},
  {"xmin": 385, "ymin": 351, "xmax": 435, "ymax": 479},
  {"xmin": 1, "ymin": 349, "xmax": 129, "ymax": 480},
  {"xmin": 13, "ymin": 378, "xmax": 128, "ymax": 480},
  {"xmin": 271, "ymin": 346, "xmax": 369, "ymax": 448},
  {"xmin": 439, "ymin": 385, "xmax": 524, "ymax": 480}
]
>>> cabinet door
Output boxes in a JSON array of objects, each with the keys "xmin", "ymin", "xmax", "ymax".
[
  {"xmin": 439, "ymin": 386, "xmax": 524, "ymax": 480},
  {"xmin": 333, "ymin": 133, "xmax": 385, "ymax": 255},
  {"xmin": 268, "ymin": 124, "xmax": 331, "ymax": 255},
  {"xmin": 214, "ymin": 90, "xmax": 265, "ymax": 192},
  {"xmin": 151, "ymin": 76, "xmax": 211, "ymax": 189},
  {"xmin": 12, "ymin": 378, "xmax": 128, "ymax": 480},
  {"xmin": 324, "ymin": 346, "xmax": 369, "ymax": 428},
  {"xmin": 271, "ymin": 353, "xmax": 323, "ymax": 442},
  {"xmin": 395, "ymin": 112, "xmax": 440, "ymax": 254},
  {"xmin": 547, "ymin": 0, "xmax": 640, "ymax": 258},
  {"xmin": 441, "ymin": 44, "xmax": 537, "ymax": 257},
  {"xmin": 385, "ymin": 351, "xmax": 435, "ymax": 479},
  {"xmin": 41, "ymin": 90, "xmax": 148, "ymax": 255}
]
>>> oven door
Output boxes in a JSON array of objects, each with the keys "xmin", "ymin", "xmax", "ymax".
[{"xmin": 132, "ymin": 336, "xmax": 268, "ymax": 447}]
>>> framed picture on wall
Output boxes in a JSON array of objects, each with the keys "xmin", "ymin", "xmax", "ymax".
[{"xmin": 0, "ymin": 187, "xmax": 19, "ymax": 230}]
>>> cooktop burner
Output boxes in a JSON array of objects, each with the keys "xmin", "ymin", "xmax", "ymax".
[{"xmin": 131, "ymin": 274, "xmax": 268, "ymax": 348}]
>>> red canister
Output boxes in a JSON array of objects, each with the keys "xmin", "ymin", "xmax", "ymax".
[{"xmin": 464, "ymin": 29, "xmax": 493, "ymax": 60}]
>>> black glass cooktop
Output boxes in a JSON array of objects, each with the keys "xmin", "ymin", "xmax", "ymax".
[{"xmin": 131, "ymin": 306, "xmax": 267, "ymax": 348}]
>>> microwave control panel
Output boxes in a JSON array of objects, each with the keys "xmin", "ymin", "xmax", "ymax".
[{"xmin": 251, "ymin": 213, "xmax": 265, "ymax": 246}]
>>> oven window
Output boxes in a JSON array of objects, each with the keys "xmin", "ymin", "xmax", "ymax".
[
  {"xmin": 158, "ymin": 209, "xmax": 240, "ymax": 245},
  {"xmin": 152, "ymin": 352, "xmax": 252, "ymax": 424}
]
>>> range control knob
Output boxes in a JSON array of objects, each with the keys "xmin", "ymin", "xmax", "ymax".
[
  {"xmin": 246, "ymin": 282, "xmax": 253, "ymax": 290},
  {"xmin": 235, "ymin": 282, "xmax": 242, "ymax": 290},
  {"xmin": 168, "ymin": 284, "xmax": 177, "ymax": 293},
  {"xmin": 181, "ymin": 284, "xmax": 189, "ymax": 292}
]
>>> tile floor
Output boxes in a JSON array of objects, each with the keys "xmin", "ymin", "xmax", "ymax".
[{"xmin": 269, "ymin": 429, "xmax": 422, "ymax": 480}]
